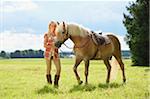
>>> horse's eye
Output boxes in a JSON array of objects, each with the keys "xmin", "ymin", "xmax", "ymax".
[{"xmin": 62, "ymin": 32, "xmax": 65, "ymax": 34}]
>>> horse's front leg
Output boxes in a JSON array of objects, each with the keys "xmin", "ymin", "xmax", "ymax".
[
  {"xmin": 73, "ymin": 57, "xmax": 83, "ymax": 85},
  {"xmin": 84, "ymin": 60, "xmax": 89, "ymax": 84}
]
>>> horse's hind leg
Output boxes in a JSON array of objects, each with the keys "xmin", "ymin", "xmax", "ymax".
[
  {"xmin": 114, "ymin": 55, "xmax": 126, "ymax": 83},
  {"xmin": 84, "ymin": 60, "xmax": 89, "ymax": 84},
  {"xmin": 110, "ymin": 34, "xmax": 126, "ymax": 83},
  {"xmin": 73, "ymin": 57, "xmax": 83, "ymax": 85},
  {"xmin": 103, "ymin": 59, "xmax": 111, "ymax": 83}
]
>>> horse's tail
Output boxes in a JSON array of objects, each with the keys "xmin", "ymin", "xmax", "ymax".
[
  {"xmin": 110, "ymin": 56, "xmax": 119, "ymax": 81},
  {"xmin": 107, "ymin": 34, "xmax": 122, "ymax": 80}
]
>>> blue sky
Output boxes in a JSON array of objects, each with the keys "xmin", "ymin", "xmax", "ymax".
[{"xmin": 0, "ymin": 0, "xmax": 136, "ymax": 52}]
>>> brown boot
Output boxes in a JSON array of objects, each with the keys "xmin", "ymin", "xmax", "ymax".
[
  {"xmin": 46, "ymin": 74, "xmax": 52, "ymax": 84},
  {"xmin": 54, "ymin": 75, "xmax": 60, "ymax": 87}
]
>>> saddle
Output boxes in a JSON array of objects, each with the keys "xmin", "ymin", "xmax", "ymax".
[{"xmin": 90, "ymin": 31, "xmax": 111, "ymax": 46}]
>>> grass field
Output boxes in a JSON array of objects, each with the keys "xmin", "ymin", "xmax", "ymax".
[{"xmin": 0, "ymin": 58, "xmax": 149, "ymax": 99}]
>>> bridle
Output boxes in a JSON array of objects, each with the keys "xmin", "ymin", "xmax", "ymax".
[{"xmin": 62, "ymin": 36, "xmax": 90, "ymax": 49}]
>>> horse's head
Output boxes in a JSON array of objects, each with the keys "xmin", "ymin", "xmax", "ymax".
[{"xmin": 55, "ymin": 22, "xmax": 70, "ymax": 48}]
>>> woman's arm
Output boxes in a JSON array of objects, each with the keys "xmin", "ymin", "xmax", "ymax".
[{"xmin": 44, "ymin": 33, "xmax": 48, "ymax": 48}]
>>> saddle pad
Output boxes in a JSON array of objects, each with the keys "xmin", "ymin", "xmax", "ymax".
[{"xmin": 91, "ymin": 33, "xmax": 111, "ymax": 45}]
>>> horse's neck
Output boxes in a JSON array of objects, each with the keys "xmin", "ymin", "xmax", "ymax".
[
  {"xmin": 68, "ymin": 24, "xmax": 89, "ymax": 45},
  {"xmin": 70, "ymin": 36, "xmax": 86, "ymax": 45},
  {"xmin": 67, "ymin": 24, "xmax": 88, "ymax": 37}
]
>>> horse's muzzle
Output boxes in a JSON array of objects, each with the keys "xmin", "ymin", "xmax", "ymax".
[{"xmin": 55, "ymin": 41, "xmax": 63, "ymax": 48}]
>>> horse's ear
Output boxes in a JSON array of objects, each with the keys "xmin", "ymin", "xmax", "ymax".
[
  {"xmin": 63, "ymin": 21, "xmax": 65, "ymax": 27},
  {"xmin": 63, "ymin": 21, "xmax": 66, "ymax": 32},
  {"xmin": 57, "ymin": 21, "xmax": 59, "ymax": 25}
]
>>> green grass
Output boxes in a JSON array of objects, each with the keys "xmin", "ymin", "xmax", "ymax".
[{"xmin": 0, "ymin": 58, "xmax": 149, "ymax": 99}]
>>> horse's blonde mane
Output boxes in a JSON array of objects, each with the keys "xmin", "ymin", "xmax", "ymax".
[
  {"xmin": 67, "ymin": 23, "xmax": 91, "ymax": 37},
  {"xmin": 56, "ymin": 22, "xmax": 92, "ymax": 37}
]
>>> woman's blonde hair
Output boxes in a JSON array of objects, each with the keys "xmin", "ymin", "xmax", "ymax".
[{"xmin": 48, "ymin": 21, "xmax": 59, "ymax": 32}]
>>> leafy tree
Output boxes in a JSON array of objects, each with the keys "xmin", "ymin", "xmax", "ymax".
[
  {"xmin": 10, "ymin": 50, "xmax": 21, "ymax": 58},
  {"xmin": 123, "ymin": 0, "xmax": 149, "ymax": 66},
  {"xmin": 10, "ymin": 49, "xmax": 44, "ymax": 58},
  {"xmin": 0, "ymin": 51, "xmax": 10, "ymax": 58},
  {"xmin": 0, "ymin": 51, "xmax": 6, "ymax": 57}
]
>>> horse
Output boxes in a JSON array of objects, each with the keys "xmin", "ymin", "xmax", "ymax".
[{"xmin": 54, "ymin": 22, "xmax": 126, "ymax": 85}]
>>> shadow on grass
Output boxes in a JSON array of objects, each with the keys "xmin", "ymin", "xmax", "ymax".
[
  {"xmin": 37, "ymin": 85, "xmax": 62, "ymax": 94},
  {"xmin": 145, "ymin": 69, "xmax": 150, "ymax": 72},
  {"xmin": 98, "ymin": 83, "xmax": 124, "ymax": 89},
  {"xmin": 69, "ymin": 84, "xmax": 96, "ymax": 93}
]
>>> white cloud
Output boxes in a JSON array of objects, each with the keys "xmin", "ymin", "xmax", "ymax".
[
  {"xmin": 0, "ymin": 31, "xmax": 44, "ymax": 52},
  {"xmin": 0, "ymin": 30, "xmax": 129, "ymax": 52},
  {"xmin": 0, "ymin": 30, "xmax": 74, "ymax": 52},
  {"xmin": 0, "ymin": 0, "xmax": 38, "ymax": 13}
]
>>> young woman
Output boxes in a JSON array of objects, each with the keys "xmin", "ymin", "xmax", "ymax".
[{"xmin": 44, "ymin": 21, "xmax": 61, "ymax": 87}]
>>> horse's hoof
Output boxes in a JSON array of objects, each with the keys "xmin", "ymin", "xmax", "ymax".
[
  {"xmin": 78, "ymin": 81, "xmax": 83, "ymax": 85},
  {"xmin": 123, "ymin": 79, "xmax": 126, "ymax": 83},
  {"xmin": 54, "ymin": 85, "xmax": 59, "ymax": 88},
  {"xmin": 85, "ymin": 82, "xmax": 88, "ymax": 85},
  {"xmin": 48, "ymin": 82, "xmax": 52, "ymax": 85},
  {"xmin": 106, "ymin": 80, "xmax": 109, "ymax": 84}
]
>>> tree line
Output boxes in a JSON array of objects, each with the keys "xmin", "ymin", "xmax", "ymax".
[
  {"xmin": 0, "ymin": 49, "xmax": 44, "ymax": 58},
  {"xmin": 0, "ymin": 49, "xmax": 130, "ymax": 59},
  {"xmin": 0, "ymin": 49, "xmax": 74, "ymax": 58}
]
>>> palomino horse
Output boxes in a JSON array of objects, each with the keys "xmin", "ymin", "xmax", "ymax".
[{"xmin": 55, "ymin": 22, "xmax": 126, "ymax": 85}]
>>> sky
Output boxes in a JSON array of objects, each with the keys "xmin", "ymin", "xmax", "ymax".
[{"xmin": 0, "ymin": 0, "xmax": 136, "ymax": 52}]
